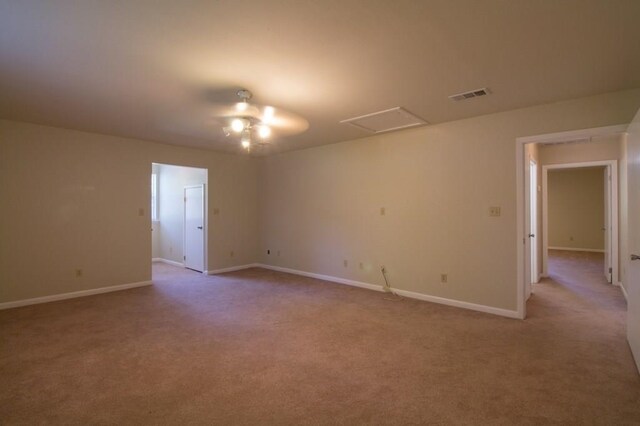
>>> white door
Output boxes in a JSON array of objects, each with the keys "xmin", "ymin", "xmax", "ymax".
[
  {"xmin": 627, "ymin": 113, "xmax": 640, "ymax": 374},
  {"xmin": 530, "ymin": 159, "xmax": 538, "ymax": 286},
  {"xmin": 603, "ymin": 167, "xmax": 612, "ymax": 283},
  {"xmin": 184, "ymin": 185, "xmax": 205, "ymax": 272},
  {"xmin": 524, "ymin": 155, "xmax": 534, "ymax": 300}
]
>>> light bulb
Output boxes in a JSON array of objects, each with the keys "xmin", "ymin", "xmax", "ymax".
[
  {"xmin": 241, "ymin": 140, "xmax": 250, "ymax": 149},
  {"xmin": 263, "ymin": 106, "xmax": 275, "ymax": 123},
  {"xmin": 231, "ymin": 118, "xmax": 245, "ymax": 133},
  {"xmin": 258, "ymin": 125, "xmax": 271, "ymax": 139},
  {"xmin": 236, "ymin": 101, "xmax": 248, "ymax": 112}
]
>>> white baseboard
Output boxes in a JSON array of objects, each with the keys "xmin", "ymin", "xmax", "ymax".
[
  {"xmin": 390, "ymin": 288, "xmax": 520, "ymax": 318},
  {"xmin": 152, "ymin": 258, "xmax": 184, "ymax": 267},
  {"xmin": 255, "ymin": 263, "xmax": 519, "ymax": 319},
  {"xmin": 208, "ymin": 264, "xmax": 260, "ymax": 275},
  {"xmin": 0, "ymin": 280, "xmax": 153, "ymax": 310},
  {"xmin": 257, "ymin": 264, "xmax": 384, "ymax": 292},
  {"xmin": 615, "ymin": 282, "xmax": 628, "ymax": 301},
  {"xmin": 548, "ymin": 246, "xmax": 604, "ymax": 253}
]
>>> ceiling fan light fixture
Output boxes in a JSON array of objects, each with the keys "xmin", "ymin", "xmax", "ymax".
[
  {"xmin": 258, "ymin": 125, "xmax": 271, "ymax": 139},
  {"xmin": 231, "ymin": 118, "xmax": 246, "ymax": 133},
  {"xmin": 263, "ymin": 106, "xmax": 275, "ymax": 123},
  {"xmin": 241, "ymin": 129, "xmax": 251, "ymax": 149},
  {"xmin": 236, "ymin": 101, "xmax": 249, "ymax": 112}
]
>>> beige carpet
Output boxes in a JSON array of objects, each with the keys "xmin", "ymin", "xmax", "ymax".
[{"xmin": 1, "ymin": 251, "xmax": 639, "ymax": 425}]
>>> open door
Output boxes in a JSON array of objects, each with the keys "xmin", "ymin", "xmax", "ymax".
[
  {"xmin": 184, "ymin": 184, "xmax": 205, "ymax": 272},
  {"xmin": 524, "ymin": 156, "xmax": 536, "ymax": 300},
  {"xmin": 530, "ymin": 159, "xmax": 538, "ymax": 287},
  {"xmin": 603, "ymin": 166, "xmax": 613, "ymax": 283}
]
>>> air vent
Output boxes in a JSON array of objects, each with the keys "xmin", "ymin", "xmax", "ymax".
[
  {"xmin": 449, "ymin": 88, "xmax": 490, "ymax": 101},
  {"xmin": 340, "ymin": 107, "xmax": 427, "ymax": 133}
]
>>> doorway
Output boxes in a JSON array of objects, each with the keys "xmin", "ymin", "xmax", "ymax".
[
  {"xmin": 541, "ymin": 162, "xmax": 617, "ymax": 285},
  {"xmin": 151, "ymin": 163, "xmax": 208, "ymax": 275},
  {"xmin": 516, "ymin": 124, "xmax": 627, "ymax": 318}
]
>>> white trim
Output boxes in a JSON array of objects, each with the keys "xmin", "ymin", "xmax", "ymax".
[
  {"xmin": 152, "ymin": 258, "xmax": 184, "ymax": 268},
  {"xmin": 516, "ymin": 125, "xmax": 628, "ymax": 145},
  {"xmin": 0, "ymin": 281, "xmax": 153, "ymax": 310},
  {"xmin": 541, "ymin": 160, "xmax": 618, "ymax": 284},
  {"xmin": 257, "ymin": 264, "xmax": 384, "ymax": 292},
  {"xmin": 255, "ymin": 264, "xmax": 519, "ymax": 318},
  {"xmin": 616, "ymin": 282, "xmax": 628, "ymax": 301},
  {"xmin": 548, "ymin": 246, "xmax": 605, "ymax": 253},
  {"xmin": 208, "ymin": 264, "xmax": 261, "ymax": 274},
  {"xmin": 516, "ymin": 125, "xmax": 626, "ymax": 320},
  {"xmin": 391, "ymin": 288, "xmax": 521, "ymax": 319}
]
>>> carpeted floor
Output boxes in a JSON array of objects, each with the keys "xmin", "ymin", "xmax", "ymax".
[{"xmin": 1, "ymin": 251, "xmax": 639, "ymax": 425}]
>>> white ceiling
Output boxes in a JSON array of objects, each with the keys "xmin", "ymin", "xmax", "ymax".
[{"xmin": 1, "ymin": 0, "xmax": 639, "ymax": 155}]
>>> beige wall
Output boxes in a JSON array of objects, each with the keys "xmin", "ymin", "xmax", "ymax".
[
  {"xmin": 548, "ymin": 168, "xmax": 605, "ymax": 250},
  {"xmin": 155, "ymin": 163, "xmax": 207, "ymax": 263},
  {"xmin": 1, "ymin": 89, "xmax": 640, "ymax": 309},
  {"xmin": 0, "ymin": 120, "xmax": 259, "ymax": 303},
  {"xmin": 625, "ymin": 107, "xmax": 640, "ymax": 372},
  {"xmin": 258, "ymin": 89, "xmax": 640, "ymax": 312},
  {"xmin": 539, "ymin": 135, "xmax": 622, "ymax": 165}
]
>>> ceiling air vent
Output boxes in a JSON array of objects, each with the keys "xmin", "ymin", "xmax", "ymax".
[
  {"xmin": 340, "ymin": 107, "xmax": 428, "ymax": 133},
  {"xmin": 449, "ymin": 88, "xmax": 490, "ymax": 101}
]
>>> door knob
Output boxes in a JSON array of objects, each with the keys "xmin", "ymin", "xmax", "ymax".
[
  {"xmin": 528, "ymin": 234, "xmax": 535, "ymax": 238},
  {"xmin": 632, "ymin": 254, "xmax": 640, "ymax": 261},
  {"xmin": 197, "ymin": 226, "xmax": 203, "ymax": 230}
]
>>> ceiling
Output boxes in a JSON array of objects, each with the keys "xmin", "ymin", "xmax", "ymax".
[{"xmin": 1, "ymin": 0, "xmax": 639, "ymax": 155}]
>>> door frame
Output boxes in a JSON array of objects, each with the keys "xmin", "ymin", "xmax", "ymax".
[
  {"xmin": 184, "ymin": 184, "xmax": 207, "ymax": 273},
  {"xmin": 541, "ymin": 161, "xmax": 618, "ymax": 284},
  {"xmin": 515, "ymin": 124, "xmax": 627, "ymax": 319}
]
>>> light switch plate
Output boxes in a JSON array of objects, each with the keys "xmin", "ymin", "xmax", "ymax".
[{"xmin": 489, "ymin": 206, "xmax": 501, "ymax": 217}]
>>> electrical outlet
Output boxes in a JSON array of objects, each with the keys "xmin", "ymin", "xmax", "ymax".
[
  {"xmin": 441, "ymin": 273, "xmax": 448, "ymax": 284},
  {"xmin": 75, "ymin": 269, "xmax": 83, "ymax": 278},
  {"xmin": 230, "ymin": 250, "xmax": 235, "ymax": 258},
  {"xmin": 489, "ymin": 206, "xmax": 501, "ymax": 217},
  {"xmin": 343, "ymin": 259, "xmax": 348, "ymax": 268}
]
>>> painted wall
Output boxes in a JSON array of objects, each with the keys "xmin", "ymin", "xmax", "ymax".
[
  {"xmin": 155, "ymin": 163, "xmax": 207, "ymax": 264},
  {"xmin": 625, "ymin": 107, "xmax": 640, "ymax": 373},
  {"xmin": 0, "ymin": 120, "xmax": 259, "ymax": 303},
  {"xmin": 548, "ymin": 168, "xmax": 605, "ymax": 250},
  {"xmin": 539, "ymin": 136, "xmax": 622, "ymax": 165},
  {"xmin": 258, "ymin": 89, "xmax": 640, "ymax": 312}
]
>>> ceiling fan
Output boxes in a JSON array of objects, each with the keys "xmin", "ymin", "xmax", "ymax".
[{"xmin": 211, "ymin": 89, "xmax": 308, "ymax": 152}]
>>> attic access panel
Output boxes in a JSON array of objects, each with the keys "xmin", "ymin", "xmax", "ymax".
[{"xmin": 340, "ymin": 107, "xmax": 428, "ymax": 133}]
